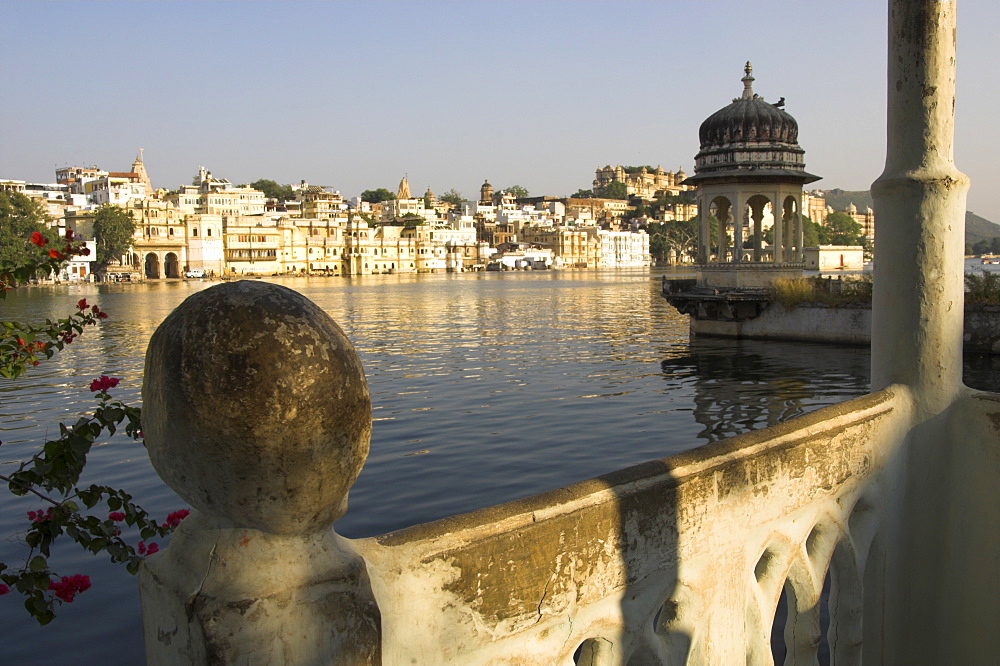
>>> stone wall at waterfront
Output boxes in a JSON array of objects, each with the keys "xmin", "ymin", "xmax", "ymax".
[
  {"xmin": 691, "ymin": 302, "xmax": 872, "ymax": 345},
  {"xmin": 691, "ymin": 303, "xmax": 1000, "ymax": 354}
]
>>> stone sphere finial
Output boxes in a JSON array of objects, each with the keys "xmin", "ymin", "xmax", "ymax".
[{"xmin": 142, "ymin": 281, "xmax": 371, "ymax": 535}]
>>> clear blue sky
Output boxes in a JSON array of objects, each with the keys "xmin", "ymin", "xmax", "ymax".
[{"xmin": 2, "ymin": 1, "xmax": 997, "ymax": 221}]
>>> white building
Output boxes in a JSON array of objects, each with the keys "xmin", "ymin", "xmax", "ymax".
[
  {"xmin": 185, "ymin": 214, "xmax": 226, "ymax": 276},
  {"xmin": 597, "ymin": 230, "xmax": 651, "ymax": 267},
  {"xmin": 85, "ymin": 173, "xmax": 148, "ymax": 206}
]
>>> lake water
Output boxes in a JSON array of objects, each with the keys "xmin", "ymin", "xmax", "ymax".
[{"xmin": 0, "ymin": 266, "xmax": 991, "ymax": 663}]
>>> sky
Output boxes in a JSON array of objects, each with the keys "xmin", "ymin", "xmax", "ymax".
[{"xmin": 2, "ymin": 1, "xmax": 997, "ymax": 221}]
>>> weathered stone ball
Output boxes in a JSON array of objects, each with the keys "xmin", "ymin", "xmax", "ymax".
[{"xmin": 142, "ymin": 281, "xmax": 371, "ymax": 535}]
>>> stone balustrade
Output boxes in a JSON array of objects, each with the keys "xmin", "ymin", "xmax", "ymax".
[{"xmin": 138, "ymin": 2, "xmax": 1000, "ymax": 664}]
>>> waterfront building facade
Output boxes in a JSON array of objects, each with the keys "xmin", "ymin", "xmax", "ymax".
[
  {"xmin": 597, "ymin": 229, "xmax": 651, "ymax": 267},
  {"xmin": 13, "ymin": 159, "xmax": 658, "ymax": 279}
]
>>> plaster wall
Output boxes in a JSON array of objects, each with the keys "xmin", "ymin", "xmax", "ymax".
[
  {"xmin": 691, "ymin": 303, "xmax": 1000, "ymax": 354},
  {"xmin": 692, "ymin": 304, "xmax": 871, "ymax": 345},
  {"xmin": 697, "ymin": 264, "xmax": 804, "ymax": 289},
  {"xmin": 354, "ymin": 392, "xmax": 898, "ymax": 664}
]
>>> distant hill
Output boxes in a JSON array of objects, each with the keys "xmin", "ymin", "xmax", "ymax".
[
  {"xmin": 819, "ymin": 189, "xmax": 872, "ymax": 212},
  {"xmin": 966, "ymin": 211, "xmax": 1000, "ymax": 246},
  {"xmin": 815, "ymin": 188, "xmax": 1000, "ymax": 246}
]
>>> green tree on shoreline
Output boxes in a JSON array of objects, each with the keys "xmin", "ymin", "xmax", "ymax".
[
  {"xmin": 93, "ymin": 205, "xmax": 136, "ymax": 275},
  {"xmin": 0, "ymin": 192, "xmax": 55, "ymax": 267}
]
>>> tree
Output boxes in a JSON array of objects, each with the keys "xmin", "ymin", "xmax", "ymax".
[
  {"xmin": 0, "ymin": 191, "xmax": 55, "ymax": 267},
  {"xmin": 503, "ymin": 185, "xmax": 529, "ymax": 199},
  {"xmin": 766, "ymin": 216, "xmax": 822, "ymax": 247},
  {"xmin": 250, "ymin": 179, "xmax": 294, "ymax": 201},
  {"xmin": 646, "ymin": 218, "xmax": 701, "ymax": 263},
  {"xmin": 439, "ymin": 189, "xmax": 464, "ymax": 206},
  {"xmin": 631, "ymin": 202, "xmax": 651, "ymax": 220},
  {"xmin": 802, "ymin": 216, "xmax": 821, "ymax": 248},
  {"xmin": 93, "ymin": 205, "xmax": 136, "ymax": 274},
  {"xmin": 360, "ymin": 188, "xmax": 395, "ymax": 204},
  {"xmin": 824, "ymin": 212, "xmax": 864, "ymax": 245},
  {"xmin": 597, "ymin": 180, "xmax": 628, "ymax": 200},
  {"xmin": 399, "ymin": 213, "xmax": 425, "ymax": 228},
  {"xmin": 570, "ymin": 189, "xmax": 594, "ymax": 199}
]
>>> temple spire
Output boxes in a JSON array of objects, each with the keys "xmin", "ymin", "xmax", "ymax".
[
  {"xmin": 132, "ymin": 148, "xmax": 153, "ymax": 193},
  {"xmin": 396, "ymin": 175, "xmax": 411, "ymax": 200}
]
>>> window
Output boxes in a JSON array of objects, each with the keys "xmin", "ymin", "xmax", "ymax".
[{"xmin": 192, "ymin": 228, "xmax": 198, "ymax": 237}]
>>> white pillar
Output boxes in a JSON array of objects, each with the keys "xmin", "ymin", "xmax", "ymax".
[{"xmin": 871, "ymin": 0, "xmax": 968, "ymax": 404}]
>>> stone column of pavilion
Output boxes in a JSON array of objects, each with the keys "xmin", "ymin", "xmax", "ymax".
[
  {"xmin": 870, "ymin": 0, "xmax": 968, "ymax": 409},
  {"xmin": 138, "ymin": 281, "xmax": 380, "ymax": 664}
]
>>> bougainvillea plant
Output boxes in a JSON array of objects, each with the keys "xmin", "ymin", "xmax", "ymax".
[{"xmin": 0, "ymin": 233, "xmax": 187, "ymax": 624}]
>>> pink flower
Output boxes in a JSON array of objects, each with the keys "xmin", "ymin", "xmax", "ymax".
[
  {"xmin": 48, "ymin": 248, "xmax": 66, "ymax": 260},
  {"xmin": 48, "ymin": 574, "xmax": 91, "ymax": 603},
  {"xmin": 77, "ymin": 298, "xmax": 88, "ymax": 310},
  {"xmin": 137, "ymin": 541, "xmax": 159, "ymax": 555},
  {"xmin": 89, "ymin": 376, "xmax": 120, "ymax": 393},
  {"xmin": 64, "ymin": 229, "xmax": 74, "ymax": 241},
  {"xmin": 27, "ymin": 508, "xmax": 53, "ymax": 523},
  {"xmin": 108, "ymin": 512, "xmax": 126, "ymax": 522},
  {"xmin": 30, "ymin": 231, "xmax": 47, "ymax": 247},
  {"xmin": 0, "ymin": 583, "xmax": 9, "ymax": 595},
  {"xmin": 162, "ymin": 509, "xmax": 190, "ymax": 528}
]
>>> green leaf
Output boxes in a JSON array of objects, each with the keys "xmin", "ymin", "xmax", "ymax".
[{"xmin": 28, "ymin": 555, "xmax": 46, "ymax": 572}]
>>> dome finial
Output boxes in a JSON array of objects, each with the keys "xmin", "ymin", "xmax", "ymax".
[{"xmin": 741, "ymin": 61, "xmax": 755, "ymax": 100}]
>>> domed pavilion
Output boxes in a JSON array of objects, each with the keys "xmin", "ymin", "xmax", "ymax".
[{"xmin": 684, "ymin": 62, "xmax": 820, "ymax": 280}]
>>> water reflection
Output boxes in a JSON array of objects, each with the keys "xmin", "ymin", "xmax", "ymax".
[{"xmin": 660, "ymin": 338, "xmax": 870, "ymax": 442}]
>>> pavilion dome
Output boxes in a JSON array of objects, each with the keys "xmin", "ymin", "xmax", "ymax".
[
  {"xmin": 686, "ymin": 62, "xmax": 819, "ymax": 186},
  {"xmin": 698, "ymin": 91, "xmax": 799, "ymax": 147}
]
